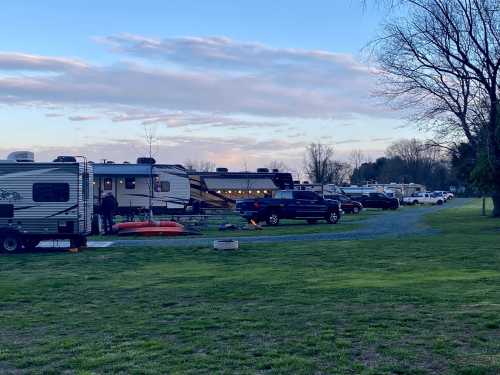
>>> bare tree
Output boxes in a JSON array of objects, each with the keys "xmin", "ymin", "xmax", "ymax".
[
  {"xmin": 329, "ymin": 161, "xmax": 353, "ymax": 186},
  {"xmin": 372, "ymin": 0, "xmax": 500, "ymax": 215},
  {"xmin": 304, "ymin": 143, "xmax": 351, "ymax": 184},
  {"xmin": 266, "ymin": 160, "xmax": 290, "ymax": 172},
  {"xmin": 304, "ymin": 143, "xmax": 335, "ymax": 184},
  {"xmin": 349, "ymin": 149, "xmax": 366, "ymax": 171},
  {"xmin": 184, "ymin": 160, "xmax": 216, "ymax": 172},
  {"xmin": 143, "ymin": 123, "xmax": 159, "ymax": 220},
  {"xmin": 143, "ymin": 124, "xmax": 159, "ymax": 160}
]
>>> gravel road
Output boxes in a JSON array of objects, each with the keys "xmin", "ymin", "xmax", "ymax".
[{"xmin": 109, "ymin": 198, "xmax": 470, "ymax": 248}]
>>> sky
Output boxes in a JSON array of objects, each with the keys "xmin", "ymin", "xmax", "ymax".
[{"xmin": 0, "ymin": 1, "xmax": 424, "ymax": 173}]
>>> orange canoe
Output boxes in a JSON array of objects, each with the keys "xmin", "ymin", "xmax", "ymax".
[
  {"xmin": 113, "ymin": 220, "xmax": 183, "ymax": 231},
  {"xmin": 117, "ymin": 226, "xmax": 186, "ymax": 236}
]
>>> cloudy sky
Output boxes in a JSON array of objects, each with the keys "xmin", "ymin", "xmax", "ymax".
[{"xmin": 0, "ymin": 0, "xmax": 424, "ymax": 172}]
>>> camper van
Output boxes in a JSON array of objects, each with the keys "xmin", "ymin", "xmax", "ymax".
[
  {"xmin": 0, "ymin": 152, "xmax": 93, "ymax": 253},
  {"xmin": 93, "ymin": 159, "xmax": 190, "ymax": 215}
]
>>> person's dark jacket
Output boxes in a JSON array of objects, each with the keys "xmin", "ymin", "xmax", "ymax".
[{"xmin": 101, "ymin": 195, "xmax": 117, "ymax": 215}]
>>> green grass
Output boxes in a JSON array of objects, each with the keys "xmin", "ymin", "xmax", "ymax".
[{"xmin": 1, "ymin": 199, "xmax": 500, "ymax": 374}]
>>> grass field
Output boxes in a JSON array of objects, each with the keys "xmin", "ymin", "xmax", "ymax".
[{"xmin": 1, "ymin": 199, "xmax": 499, "ymax": 374}]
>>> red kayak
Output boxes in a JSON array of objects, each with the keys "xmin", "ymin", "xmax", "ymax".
[
  {"xmin": 117, "ymin": 226, "xmax": 186, "ymax": 237},
  {"xmin": 113, "ymin": 220, "xmax": 183, "ymax": 232}
]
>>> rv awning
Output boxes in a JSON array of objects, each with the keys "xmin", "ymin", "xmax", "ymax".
[
  {"xmin": 93, "ymin": 164, "xmax": 158, "ymax": 177},
  {"xmin": 204, "ymin": 178, "xmax": 278, "ymax": 190}
]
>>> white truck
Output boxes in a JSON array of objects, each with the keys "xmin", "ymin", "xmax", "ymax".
[{"xmin": 403, "ymin": 192, "xmax": 445, "ymax": 205}]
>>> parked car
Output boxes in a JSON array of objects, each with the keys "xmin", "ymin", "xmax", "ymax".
[
  {"xmin": 433, "ymin": 191, "xmax": 454, "ymax": 200},
  {"xmin": 324, "ymin": 193, "xmax": 363, "ymax": 214},
  {"xmin": 403, "ymin": 192, "xmax": 444, "ymax": 205},
  {"xmin": 235, "ymin": 190, "xmax": 341, "ymax": 225},
  {"xmin": 348, "ymin": 192, "xmax": 400, "ymax": 210}
]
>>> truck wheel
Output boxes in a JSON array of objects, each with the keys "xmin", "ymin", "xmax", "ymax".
[
  {"xmin": 1, "ymin": 236, "xmax": 22, "ymax": 253},
  {"xmin": 436, "ymin": 200, "xmax": 443, "ymax": 205},
  {"xmin": 352, "ymin": 207, "xmax": 360, "ymax": 214},
  {"xmin": 266, "ymin": 212, "xmax": 280, "ymax": 226},
  {"xmin": 326, "ymin": 210, "xmax": 339, "ymax": 224},
  {"xmin": 307, "ymin": 219, "xmax": 318, "ymax": 224},
  {"xmin": 413, "ymin": 200, "xmax": 419, "ymax": 205}
]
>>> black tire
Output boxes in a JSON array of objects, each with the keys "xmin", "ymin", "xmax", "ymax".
[
  {"xmin": 326, "ymin": 210, "xmax": 339, "ymax": 224},
  {"xmin": 413, "ymin": 200, "xmax": 419, "ymax": 205},
  {"xmin": 0, "ymin": 235, "xmax": 22, "ymax": 254},
  {"xmin": 266, "ymin": 212, "xmax": 280, "ymax": 226},
  {"xmin": 352, "ymin": 206, "xmax": 360, "ymax": 214},
  {"xmin": 307, "ymin": 219, "xmax": 318, "ymax": 224},
  {"xmin": 70, "ymin": 236, "xmax": 87, "ymax": 248},
  {"xmin": 436, "ymin": 200, "xmax": 443, "ymax": 205}
]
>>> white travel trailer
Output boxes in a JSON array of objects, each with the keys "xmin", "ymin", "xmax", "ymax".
[
  {"xmin": 0, "ymin": 152, "xmax": 93, "ymax": 253},
  {"xmin": 93, "ymin": 159, "xmax": 190, "ymax": 215}
]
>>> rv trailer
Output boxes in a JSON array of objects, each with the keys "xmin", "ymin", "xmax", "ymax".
[
  {"xmin": 188, "ymin": 169, "xmax": 294, "ymax": 210},
  {"xmin": 93, "ymin": 159, "xmax": 190, "ymax": 216},
  {"xmin": 0, "ymin": 152, "xmax": 93, "ymax": 253}
]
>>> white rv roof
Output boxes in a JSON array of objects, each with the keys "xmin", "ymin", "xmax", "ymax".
[
  {"xmin": 93, "ymin": 164, "xmax": 158, "ymax": 176},
  {"xmin": 204, "ymin": 178, "xmax": 277, "ymax": 190}
]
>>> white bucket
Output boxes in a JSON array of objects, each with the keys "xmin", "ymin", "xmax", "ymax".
[{"xmin": 213, "ymin": 239, "xmax": 239, "ymax": 251}]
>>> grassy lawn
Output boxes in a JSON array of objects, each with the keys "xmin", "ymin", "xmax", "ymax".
[
  {"xmin": 89, "ymin": 210, "xmax": 380, "ymax": 241},
  {"xmin": 1, "ymin": 199, "xmax": 499, "ymax": 374}
]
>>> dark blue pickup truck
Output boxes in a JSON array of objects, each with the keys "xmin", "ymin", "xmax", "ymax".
[{"xmin": 235, "ymin": 190, "xmax": 341, "ymax": 226}]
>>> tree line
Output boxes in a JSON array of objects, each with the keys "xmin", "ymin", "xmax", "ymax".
[
  {"xmin": 368, "ymin": 0, "xmax": 500, "ymax": 215},
  {"xmin": 303, "ymin": 139, "xmax": 462, "ymax": 191}
]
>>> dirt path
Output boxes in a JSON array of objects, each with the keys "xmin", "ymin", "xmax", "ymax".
[{"xmin": 107, "ymin": 198, "xmax": 470, "ymax": 248}]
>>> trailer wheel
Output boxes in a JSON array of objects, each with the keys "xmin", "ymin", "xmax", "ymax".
[
  {"xmin": 1, "ymin": 236, "xmax": 21, "ymax": 253},
  {"xmin": 70, "ymin": 236, "xmax": 87, "ymax": 248}
]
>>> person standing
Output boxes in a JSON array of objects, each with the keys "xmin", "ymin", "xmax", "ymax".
[{"xmin": 101, "ymin": 192, "xmax": 117, "ymax": 235}]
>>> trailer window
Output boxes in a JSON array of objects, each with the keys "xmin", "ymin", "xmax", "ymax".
[
  {"xmin": 33, "ymin": 183, "xmax": 70, "ymax": 202},
  {"xmin": 275, "ymin": 191, "xmax": 293, "ymax": 199},
  {"xmin": 160, "ymin": 181, "xmax": 170, "ymax": 192},
  {"xmin": 125, "ymin": 177, "xmax": 135, "ymax": 190},
  {"xmin": 103, "ymin": 178, "xmax": 113, "ymax": 191},
  {"xmin": 0, "ymin": 204, "xmax": 14, "ymax": 218}
]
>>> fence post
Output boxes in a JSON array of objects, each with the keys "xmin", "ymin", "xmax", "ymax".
[{"xmin": 482, "ymin": 197, "xmax": 486, "ymax": 216}]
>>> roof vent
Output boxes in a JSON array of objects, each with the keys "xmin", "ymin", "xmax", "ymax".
[
  {"xmin": 137, "ymin": 157, "xmax": 156, "ymax": 165},
  {"xmin": 257, "ymin": 168, "xmax": 269, "ymax": 173},
  {"xmin": 7, "ymin": 151, "xmax": 34, "ymax": 162},
  {"xmin": 216, "ymin": 167, "xmax": 228, "ymax": 173},
  {"xmin": 53, "ymin": 156, "xmax": 77, "ymax": 163}
]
